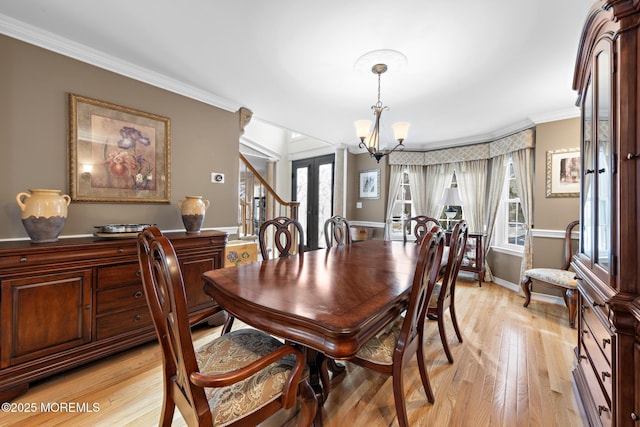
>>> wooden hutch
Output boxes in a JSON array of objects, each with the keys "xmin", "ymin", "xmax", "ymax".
[
  {"xmin": 0, "ymin": 230, "xmax": 227, "ymax": 402},
  {"xmin": 571, "ymin": 2, "xmax": 640, "ymax": 426}
]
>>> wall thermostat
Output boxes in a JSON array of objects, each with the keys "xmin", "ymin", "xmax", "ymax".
[{"xmin": 211, "ymin": 172, "xmax": 225, "ymax": 183}]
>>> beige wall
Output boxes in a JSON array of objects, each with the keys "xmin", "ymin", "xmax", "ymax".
[
  {"xmin": 346, "ymin": 152, "xmax": 389, "ymax": 239},
  {"xmin": 1, "ymin": 35, "xmax": 240, "ymax": 239}
]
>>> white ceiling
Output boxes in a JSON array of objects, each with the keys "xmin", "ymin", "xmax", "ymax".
[{"xmin": 0, "ymin": 1, "xmax": 593, "ymax": 151}]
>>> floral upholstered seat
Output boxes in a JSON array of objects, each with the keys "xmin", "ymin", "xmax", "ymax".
[{"xmin": 522, "ymin": 268, "xmax": 577, "ymax": 289}]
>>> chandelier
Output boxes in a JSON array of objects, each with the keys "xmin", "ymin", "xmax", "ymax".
[{"xmin": 355, "ymin": 63, "xmax": 410, "ymax": 163}]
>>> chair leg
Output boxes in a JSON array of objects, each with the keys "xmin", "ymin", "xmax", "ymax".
[
  {"xmin": 391, "ymin": 361, "xmax": 410, "ymax": 427},
  {"xmin": 437, "ymin": 306, "xmax": 454, "ymax": 363},
  {"xmin": 449, "ymin": 302, "xmax": 463, "ymax": 344},
  {"xmin": 520, "ymin": 276, "xmax": 532, "ymax": 307},
  {"xmin": 221, "ymin": 315, "xmax": 235, "ymax": 335},
  {"xmin": 159, "ymin": 394, "xmax": 175, "ymax": 427},
  {"xmin": 417, "ymin": 338, "xmax": 435, "ymax": 403},
  {"xmin": 565, "ymin": 288, "xmax": 577, "ymax": 329}
]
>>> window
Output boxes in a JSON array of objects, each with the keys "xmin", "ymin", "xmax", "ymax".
[
  {"xmin": 494, "ymin": 160, "xmax": 525, "ymax": 252},
  {"xmin": 438, "ymin": 172, "xmax": 463, "ymax": 231},
  {"xmin": 389, "ymin": 167, "xmax": 412, "ymax": 239}
]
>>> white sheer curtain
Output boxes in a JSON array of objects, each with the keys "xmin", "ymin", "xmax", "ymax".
[
  {"xmin": 455, "ymin": 159, "xmax": 488, "ymax": 233},
  {"xmin": 424, "ymin": 163, "xmax": 455, "ymax": 218},
  {"xmin": 384, "ymin": 165, "xmax": 404, "ymax": 240},
  {"xmin": 407, "ymin": 165, "xmax": 427, "ymax": 215},
  {"xmin": 512, "ymin": 148, "xmax": 535, "ymax": 281},
  {"xmin": 483, "ymin": 154, "xmax": 507, "ymax": 282}
]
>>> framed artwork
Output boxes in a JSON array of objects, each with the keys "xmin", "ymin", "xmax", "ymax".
[
  {"xmin": 68, "ymin": 93, "xmax": 171, "ymax": 203},
  {"xmin": 359, "ymin": 169, "xmax": 380, "ymax": 199},
  {"xmin": 546, "ymin": 148, "xmax": 580, "ymax": 197}
]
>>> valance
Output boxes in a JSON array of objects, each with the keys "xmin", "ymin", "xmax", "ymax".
[{"xmin": 388, "ymin": 128, "xmax": 534, "ymax": 165}]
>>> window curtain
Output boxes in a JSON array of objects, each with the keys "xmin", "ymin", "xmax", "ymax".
[
  {"xmin": 424, "ymin": 163, "xmax": 455, "ymax": 218},
  {"xmin": 384, "ymin": 164, "xmax": 404, "ymax": 240},
  {"xmin": 454, "ymin": 159, "xmax": 488, "ymax": 233},
  {"xmin": 407, "ymin": 165, "xmax": 427, "ymax": 215},
  {"xmin": 483, "ymin": 154, "xmax": 507, "ymax": 282},
  {"xmin": 511, "ymin": 148, "xmax": 534, "ymax": 281}
]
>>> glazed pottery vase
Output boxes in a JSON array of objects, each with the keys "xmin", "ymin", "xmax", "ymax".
[
  {"xmin": 16, "ymin": 189, "xmax": 71, "ymax": 243},
  {"xmin": 178, "ymin": 196, "xmax": 210, "ymax": 233}
]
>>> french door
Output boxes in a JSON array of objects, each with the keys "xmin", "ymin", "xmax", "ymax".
[{"xmin": 292, "ymin": 154, "xmax": 334, "ymax": 250}]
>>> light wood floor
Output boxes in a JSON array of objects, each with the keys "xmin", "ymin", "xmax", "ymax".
[{"xmin": 1, "ymin": 278, "xmax": 585, "ymax": 427}]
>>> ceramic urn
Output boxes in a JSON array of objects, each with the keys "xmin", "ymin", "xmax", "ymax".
[
  {"xmin": 16, "ymin": 188, "xmax": 71, "ymax": 243},
  {"xmin": 177, "ymin": 196, "xmax": 210, "ymax": 233}
]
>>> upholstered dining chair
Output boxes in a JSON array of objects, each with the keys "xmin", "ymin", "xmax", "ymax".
[
  {"xmin": 258, "ymin": 216, "xmax": 305, "ymax": 259},
  {"xmin": 349, "ymin": 226, "xmax": 446, "ymax": 427},
  {"xmin": 427, "ymin": 220, "xmax": 468, "ymax": 363},
  {"xmin": 521, "ymin": 220, "xmax": 580, "ymax": 328},
  {"xmin": 324, "ymin": 215, "xmax": 352, "ymax": 248},
  {"xmin": 403, "ymin": 215, "xmax": 441, "ymax": 244},
  {"xmin": 137, "ymin": 226, "xmax": 316, "ymax": 426}
]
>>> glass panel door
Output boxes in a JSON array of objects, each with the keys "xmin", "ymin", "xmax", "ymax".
[
  {"xmin": 292, "ymin": 154, "xmax": 335, "ymax": 250},
  {"xmin": 595, "ymin": 49, "xmax": 611, "ymax": 272}
]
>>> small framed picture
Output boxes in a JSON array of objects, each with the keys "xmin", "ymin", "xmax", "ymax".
[
  {"xmin": 359, "ymin": 169, "xmax": 380, "ymax": 199},
  {"xmin": 546, "ymin": 148, "xmax": 580, "ymax": 197}
]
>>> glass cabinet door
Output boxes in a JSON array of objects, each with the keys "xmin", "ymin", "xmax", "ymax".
[{"xmin": 579, "ymin": 40, "xmax": 614, "ymax": 285}]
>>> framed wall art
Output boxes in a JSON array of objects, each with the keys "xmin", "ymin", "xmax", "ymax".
[
  {"xmin": 68, "ymin": 93, "xmax": 171, "ymax": 203},
  {"xmin": 546, "ymin": 148, "xmax": 580, "ymax": 197},
  {"xmin": 359, "ymin": 169, "xmax": 380, "ymax": 199}
]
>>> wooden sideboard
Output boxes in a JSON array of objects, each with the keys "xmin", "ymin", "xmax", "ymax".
[{"xmin": 0, "ymin": 230, "xmax": 227, "ymax": 402}]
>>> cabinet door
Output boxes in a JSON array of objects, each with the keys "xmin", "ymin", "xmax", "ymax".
[
  {"xmin": 1, "ymin": 270, "xmax": 92, "ymax": 367},
  {"xmin": 180, "ymin": 254, "xmax": 219, "ymax": 313},
  {"xmin": 579, "ymin": 39, "xmax": 614, "ymax": 287}
]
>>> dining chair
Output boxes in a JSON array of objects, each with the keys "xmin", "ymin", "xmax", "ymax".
[
  {"xmin": 324, "ymin": 215, "xmax": 352, "ymax": 248},
  {"xmin": 137, "ymin": 226, "xmax": 316, "ymax": 426},
  {"xmin": 349, "ymin": 225, "xmax": 446, "ymax": 427},
  {"xmin": 258, "ymin": 216, "xmax": 305, "ymax": 259},
  {"xmin": 403, "ymin": 215, "xmax": 441, "ymax": 244},
  {"xmin": 427, "ymin": 220, "xmax": 468, "ymax": 363},
  {"xmin": 222, "ymin": 216, "xmax": 305, "ymax": 334},
  {"xmin": 521, "ymin": 220, "xmax": 580, "ymax": 328}
]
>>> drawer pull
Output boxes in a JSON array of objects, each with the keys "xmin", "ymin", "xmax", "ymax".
[
  {"xmin": 134, "ymin": 291, "xmax": 143, "ymax": 298},
  {"xmin": 134, "ymin": 314, "xmax": 142, "ymax": 322},
  {"xmin": 601, "ymin": 371, "xmax": 611, "ymax": 382},
  {"xmin": 136, "ymin": 269, "xmax": 142, "ymax": 277},
  {"xmin": 602, "ymin": 338, "xmax": 611, "ymax": 349},
  {"xmin": 599, "ymin": 405, "xmax": 609, "ymax": 416},
  {"xmin": 579, "ymin": 354, "xmax": 587, "ymax": 361},
  {"xmin": 19, "ymin": 257, "xmax": 28, "ymax": 263},
  {"xmin": 592, "ymin": 300, "xmax": 604, "ymax": 308},
  {"xmin": 631, "ymin": 412, "xmax": 639, "ymax": 421},
  {"xmin": 117, "ymin": 248, "xmax": 124, "ymax": 254},
  {"xmin": 85, "ymin": 305, "xmax": 91, "ymax": 310}
]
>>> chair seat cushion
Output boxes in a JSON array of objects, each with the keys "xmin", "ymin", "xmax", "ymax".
[
  {"xmin": 524, "ymin": 268, "xmax": 578, "ymax": 289},
  {"xmin": 428, "ymin": 282, "xmax": 442, "ymax": 308},
  {"xmin": 354, "ymin": 316, "xmax": 403, "ymax": 365},
  {"xmin": 195, "ymin": 329, "xmax": 306, "ymax": 426}
]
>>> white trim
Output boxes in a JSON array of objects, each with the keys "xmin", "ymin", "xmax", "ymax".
[
  {"xmin": 288, "ymin": 145, "xmax": 337, "ymax": 161},
  {"xmin": 0, "ymin": 14, "xmax": 240, "ymax": 113},
  {"xmin": 532, "ymin": 228, "xmax": 579, "ymax": 239},
  {"xmin": 490, "ymin": 245, "xmax": 523, "ymax": 257},
  {"xmin": 240, "ymin": 136, "xmax": 281, "ymax": 161}
]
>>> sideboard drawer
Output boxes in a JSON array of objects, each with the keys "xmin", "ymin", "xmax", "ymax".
[
  {"xmin": 582, "ymin": 303, "xmax": 613, "ymax": 364},
  {"xmin": 96, "ymin": 262, "xmax": 142, "ymax": 289},
  {"xmin": 578, "ymin": 349, "xmax": 612, "ymax": 427},
  {"xmin": 582, "ymin": 327, "xmax": 613, "ymax": 399},
  {"xmin": 96, "ymin": 284, "xmax": 146, "ymax": 315},
  {"xmin": 96, "ymin": 307, "xmax": 153, "ymax": 340}
]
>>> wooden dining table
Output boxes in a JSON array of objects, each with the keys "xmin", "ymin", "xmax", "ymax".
[{"xmin": 202, "ymin": 239, "xmax": 421, "ymax": 412}]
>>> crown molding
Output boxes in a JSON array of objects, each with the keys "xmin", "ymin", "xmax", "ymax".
[{"xmin": 0, "ymin": 13, "xmax": 240, "ymax": 113}]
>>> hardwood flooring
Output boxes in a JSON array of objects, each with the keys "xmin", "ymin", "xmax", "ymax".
[{"xmin": 1, "ymin": 278, "xmax": 584, "ymax": 426}]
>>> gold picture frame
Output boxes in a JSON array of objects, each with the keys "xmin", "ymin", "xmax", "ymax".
[
  {"xmin": 69, "ymin": 94, "xmax": 171, "ymax": 203},
  {"xmin": 546, "ymin": 148, "xmax": 580, "ymax": 198}
]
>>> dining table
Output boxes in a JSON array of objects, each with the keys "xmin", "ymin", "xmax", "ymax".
[{"xmin": 201, "ymin": 239, "xmax": 421, "ymax": 416}]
